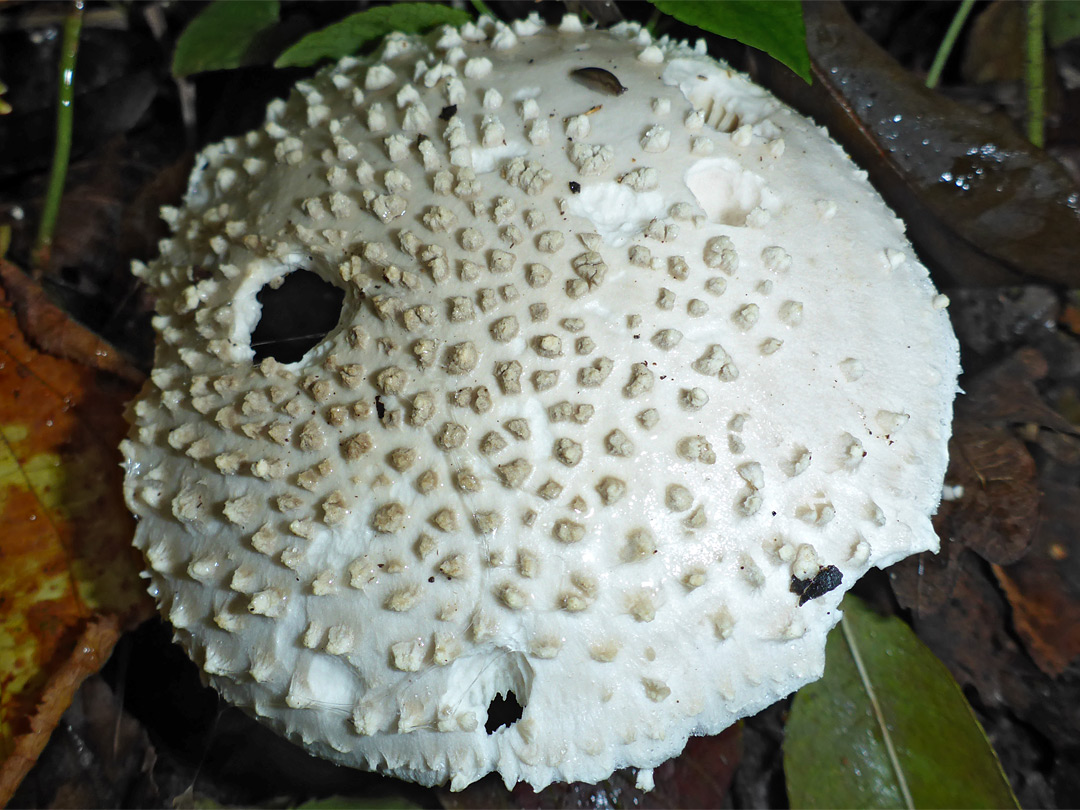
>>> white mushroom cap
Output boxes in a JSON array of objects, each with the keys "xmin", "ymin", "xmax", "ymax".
[{"xmin": 122, "ymin": 15, "xmax": 960, "ymax": 791}]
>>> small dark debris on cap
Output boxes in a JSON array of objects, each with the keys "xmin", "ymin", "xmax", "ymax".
[{"xmin": 790, "ymin": 565, "xmax": 843, "ymax": 606}]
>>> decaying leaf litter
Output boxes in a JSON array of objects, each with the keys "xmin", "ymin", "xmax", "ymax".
[{"xmin": 1, "ymin": 0, "xmax": 1079, "ymax": 807}]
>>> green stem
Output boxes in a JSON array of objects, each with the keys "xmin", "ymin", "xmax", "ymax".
[
  {"xmin": 926, "ymin": 0, "xmax": 976, "ymax": 89},
  {"xmin": 470, "ymin": 0, "xmax": 496, "ymax": 20},
  {"xmin": 645, "ymin": 7, "xmax": 663, "ymax": 37},
  {"xmin": 32, "ymin": 0, "xmax": 84, "ymax": 273},
  {"xmin": 1026, "ymin": 0, "xmax": 1046, "ymax": 148}
]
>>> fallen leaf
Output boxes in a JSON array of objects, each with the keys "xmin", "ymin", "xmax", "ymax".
[
  {"xmin": 442, "ymin": 725, "xmax": 742, "ymax": 809},
  {"xmin": 939, "ymin": 423, "xmax": 1038, "ymax": 564},
  {"xmin": 993, "ymin": 479, "xmax": 1080, "ymax": 676},
  {"xmin": 8, "ymin": 675, "xmax": 158, "ymax": 808},
  {"xmin": 0, "ymin": 618, "xmax": 124, "ymax": 806},
  {"xmin": 889, "ymin": 536, "xmax": 967, "ymax": 619},
  {"xmin": 959, "ymin": 348, "xmax": 1076, "ymax": 433},
  {"xmin": 752, "ymin": 0, "xmax": 1080, "ymax": 288},
  {"xmin": 908, "ymin": 551, "xmax": 1037, "ymax": 713},
  {"xmin": 0, "ymin": 260, "xmax": 142, "ymax": 385},
  {"xmin": 0, "ymin": 269, "xmax": 152, "ymax": 804},
  {"xmin": 905, "ymin": 551, "xmax": 1080, "ymax": 797},
  {"xmin": 891, "ymin": 349, "xmax": 1063, "ymax": 616},
  {"xmin": 784, "ymin": 595, "xmax": 1018, "ymax": 809}
]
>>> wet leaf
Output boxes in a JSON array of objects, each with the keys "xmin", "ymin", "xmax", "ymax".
[
  {"xmin": 752, "ymin": 0, "xmax": 1080, "ymax": 288},
  {"xmin": 0, "ymin": 266, "xmax": 152, "ymax": 804},
  {"xmin": 650, "ymin": 1, "xmax": 810, "ymax": 82},
  {"xmin": 959, "ymin": 348, "xmax": 1076, "ymax": 432},
  {"xmin": 275, "ymin": 4, "xmax": 472, "ymax": 69},
  {"xmin": 908, "ymin": 551, "xmax": 1037, "ymax": 715},
  {"xmin": 992, "ymin": 479, "xmax": 1080, "ymax": 676},
  {"xmin": 442, "ymin": 725, "xmax": 741, "ymax": 809},
  {"xmin": 172, "ymin": 0, "xmax": 280, "ymax": 78},
  {"xmin": 785, "ymin": 595, "xmax": 1018, "ymax": 810},
  {"xmin": 0, "ymin": 261, "xmax": 142, "ymax": 385},
  {"xmin": 938, "ymin": 424, "xmax": 1038, "ymax": 564},
  {"xmin": 892, "ymin": 349, "xmax": 1064, "ymax": 616},
  {"xmin": 9, "ymin": 676, "xmax": 157, "ymax": 808}
]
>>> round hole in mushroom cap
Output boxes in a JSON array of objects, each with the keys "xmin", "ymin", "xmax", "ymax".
[{"xmin": 250, "ymin": 269, "xmax": 346, "ymax": 364}]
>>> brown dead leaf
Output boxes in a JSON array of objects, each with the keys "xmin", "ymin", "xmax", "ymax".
[
  {"xmin": 752, "ymin": 0, "xmax": 1080, "ymax": 288},
  {"xmin": 442, "ymin": 725, "xmax": 742, "ymax": 810},
  {"xmin": 942, "ymin": 423, "xmax": 1039, "ymax": 565},
  {"xmin": 890, "ymin": 534, "xmax": 967, "ymax": 618},
  {"xmin": 10, "ymin": 674, "xmax": 159, "ymax": 808},
  {"xmin": 0, "ymin": 260, "xmax": 142, "ymax": 385},
  {"xmin": 993, "ymin": 479, "xmax": 1080, "ymax": 677},
  {"xmin": 893, "ymin": 424, "xmax": 1036, "ymax": 617},
  {"xmin": 909, "ymin": 551, "xmax": 1038, "ymax": 715},
  {"xmin": 960, "ymin": 347, "xmax": 1076, "ymax": 433},
  {"xmin": 890, "ymin": 346, "xmax": 1080, "ymax": 618},
  {"xmin": 0, "ymin": 268, "xmax": 152, "ymax": 804}
]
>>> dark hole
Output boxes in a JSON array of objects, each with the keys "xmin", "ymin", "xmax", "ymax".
[
  {"xmin": 484, "ymin": 691, "xmax": 524, "ymax": 734},
  {"xmin": 250, "ymin": 269, "xmax": 344, "ymax": 363}
]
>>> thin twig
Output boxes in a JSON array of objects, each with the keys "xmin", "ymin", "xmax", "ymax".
[
  {"xmin": 840, "ymin": 614, "xmax": 915, "ymax": 810},
  {"xmin": 1026, "ymin": 0, "xmax": 1046, "ymax": 148},
  {"xmin": 32, "ymin": 0, "xmax": 84, "ymax": 274},
  {"xmin": 925, "ymin": 0, "xmax": 976, "ymax": 89}
]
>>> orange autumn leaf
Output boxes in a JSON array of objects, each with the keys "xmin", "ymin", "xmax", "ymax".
[{"xmin": 0, "ymin": 266, "xmax": 153, "ymax": 804}]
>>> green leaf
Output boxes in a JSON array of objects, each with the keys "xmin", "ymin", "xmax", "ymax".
[
  {"xmin": 649, "ymin": 1, "xmax": 810, "ymax": 83},
  {"xmin": 784, "ymin": 596, "xmax": 1018, "ymax": 809},
  {"xmin": 172, "ymin": 0, "xmax": 280, "ymax": 78},
  {"xmin": 275, "ymin": 3, "xmax": 471, "ymax": 69},
  {"xmin": 1046, "ymin": 0, "xmax": 1080, "ymax": 48}
]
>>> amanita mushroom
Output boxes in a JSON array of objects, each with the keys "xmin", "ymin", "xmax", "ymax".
[{"xmin": 122, "ymin": 15, "xmax": 960, "ymax": 791}]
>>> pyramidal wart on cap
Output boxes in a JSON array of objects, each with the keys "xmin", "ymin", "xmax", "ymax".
[{"xmin": 122, "ymin": 12, "xmax": 960, "ymax": 792}]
